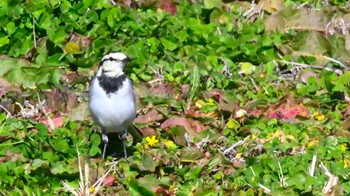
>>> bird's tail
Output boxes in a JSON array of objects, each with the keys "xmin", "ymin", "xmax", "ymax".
[{"xmin": 128, "ymin": 123, "xmax": 143, "ymax": 143}]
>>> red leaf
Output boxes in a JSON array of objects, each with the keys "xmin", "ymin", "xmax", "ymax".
[
  {"xmin": 267, "ymin": 101, "xmax": 309, "ymax": 120},
  {"xmin": 103, "ymin": 175, "xmax": 115, "ymax": 186},
  {"xmin": 40, "ymin": 116, "xmax": 63, "ymax": 128},
  {"xmin": 69, "ymin": 32, "xmax": 92, "ymax": 48}
]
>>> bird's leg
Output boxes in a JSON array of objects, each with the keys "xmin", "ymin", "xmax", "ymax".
[
  {"xmin": 122, "ymin": 130, "xmax": 128, "ymax": 158},
  {"xmin": 102, "ymin": 133, "xmax": 108, "ymax": 160}
]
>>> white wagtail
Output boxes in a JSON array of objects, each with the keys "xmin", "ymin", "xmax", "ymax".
[{"xmin": 89, "ymin": 52, "xmax": 141, "ymax": 159}]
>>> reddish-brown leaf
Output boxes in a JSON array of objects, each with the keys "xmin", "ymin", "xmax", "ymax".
[
  {"xmin": 0, "ymin": 157, "xmax": 9, "ymax": 163},
  {"xmin": 343, "ymin": 116, "xmax": 350, "ymax": 130},
  {"xmin": 149, "ymin": 83, "xmax": 177, "ymax": 97},
  {"xmin": 0, "ymin": 77, "xmax": 20, "ymax": 97},
  {"xmin": 161, "ymin": 117, "xmax": 206, "ymax": 136},
  {"xmin": 184, "ymin": 109, "xmax": 218, "ymax": 119},
  {"xmin": 177, "ymin": 84, "xmax": 189, "ymax": 101},
  {"xmin": 139, "ymin": 127, "xmax": 157, "ymax": 136},
  {"xmin": 69, "ymin": 32, "xmax": 92, "ymax": 48},
  {"xmin": 134, "ymin": 109, "xmax": 163, "ymax": 123},
  {"xmin": 159, "ymin": 0, "xmax": 177, "ymax": 15},
  {"xmin": 342, "ymin": 101, "xmax": 350, "ymax": 117},
  {"xmin": 0, "ymin": 136, "xmax": 10, "ymax": 142},
  {"xmin": 232, "ymin": 159, "xmax": 246, "ymax": 168},
  {"xmin": 205, "ymin": 89, "xmax": 236, "ymax": 112},
  {"xmin": 204, "ymin": 89, "xmax": 223, "ymax": 101},
  {"xmin": 156, "ymin": 186, "xmax": 172, "ymax": 196},
  {"xmin": 44, "ymin": 89, "xmax": 78, "ymax": 113},
  {"xmin": 248, "ymin": 108, "xmax": 264, "ymax": 117}
]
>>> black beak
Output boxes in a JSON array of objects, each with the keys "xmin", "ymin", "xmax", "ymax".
[{"xmin": 123, "ymin": 57, "xmax": 132, "ymax": 64}]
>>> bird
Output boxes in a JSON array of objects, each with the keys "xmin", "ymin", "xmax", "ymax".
[{"xmin": 89, "ymin": 52, "xmax": 141, "ymax": 159}]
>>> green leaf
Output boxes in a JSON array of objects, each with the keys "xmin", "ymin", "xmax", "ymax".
[
  {"xmin": 138, "ymin": 153, "xmax": 157, "ymax": 172},
  {"xmin": 47, "ymin": 53, "xmax": 65, "ymax": 65},
  {"xmin": 129, "ymin": 179, "xmax": 155, "ymax": 196},
  {"xmin": 0, "ymin": 163, "xmax": 8, "ymax": 176},
  {"xmin": 285, "ymin": 172, "xmax": 307, "ymax": 190},
  {"xmin": 175, "ymin": 30, "xmax": 188, "ymax": 42},
  {"xmin": 0, "ymin": 113, "xmax": 6, "ymax": 124},
  {"xmin": 203, "ymin": 0, "xmax": 221, "ymax": 9},
  {"xmin": 137, "ymin": 175, "xmax": 159, "ymax": 193},
  {"xmin": 60, "ymin": 0, "xmax": 72, "ymax": 13},
  {"xmin": 90, "ymin": 133, "xmax": 101, "ymax": 145},
  {"xmin": 147, "ymin": 37, "xmax": 159, "ymax": 53},
  {"xmin": 161, "ymin": 38, "xmax": 178, "ymax": 51},
  {"xmin": 50, "ymin": 68, "xmax": 61, "ymax": 87},
  {"xmin": 5, "ymin": 67, "xmax": 51, "ymax": 89},
  {"xmin": 52, "ymin": 159, "xmax": 77, "ymax": 174},
  {"xmin": 37, "ymin": 12, "xmax": 53, "ymax": 29},
  {"xmin": 89, "ymin": 145, "xmax": 100, "ymax": 157},
  {"xmin": 36, "ymin": 123, "xmax": 49, "ymax": 138},
  {"xmin": 5, "ymin": 22, "xmax": 16, "ymax": 35},
  {"xmin": 239, "ymin": 62, "xmax": 256, "ymax": 75},
  {"xmin": 42, "ymin": 151, "xmax": 53, "ymax": 161},
  {"xmin": 0, "ymin": 36, "xmax": 9, "ymax": 47},
  {"xmin": 188, "ymin": 65, "xmax": 200, "ymax": 106},
  {"xmin": 47, "ymin": 27, "xmax": 67, "ymax": 44},
  {"xmin": 52, "ymin": 139, "xmax": 69, "ymax": 153},
  {"xmin": 31, "ymin": 159, "xmax": 49, "ymax": 170},
  {"xmin": 50, "ymin": 161, "xmax": 65, "ymax": 174},
  {"xmin": 180, "ymin": 147, "xmax": 204, "ymax": 162}
]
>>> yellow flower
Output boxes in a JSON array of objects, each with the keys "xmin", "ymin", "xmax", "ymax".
[
  {"xmin": 235, "ymin": 153, "xmax": 242, "ymax": 159},
  {"xmin": 88, "ymin": 187, "xmax": 95, "ymax": 193},
  {"xmin": 307, "ymin": 140, "xmax": 319, "ymax": 148},
  {"xmin": 313, "ymin": 112, "xmax": 325, "ymax": 121},
  {"xmin": 163, "ymin": 139, "xmax": 178, "ymax": 151},
  {"xmin": 340, "ymin": 144, "xmax": 347, "ymax": 153},
  {"xmin": 227, "ymin": 119, "xmax": 237, "ymax": 129},
  {"xmin": 208, "ymin": 98, "xmax": 215, "ymax": 104},
  {"xmin": 195, "ymin": 99, "xmax": 205, "ymax": 108},
  {"xmin": 251, "ymin": 134, "xmax": 257, "ymax": 140},
  {"xmin": 164, "ymin": 140, "xmax": 175, "ymax": 148},
  {"xmin": 145, "ymin": 136, "xmax": 159, "ymax": 148},
  {"xmin": 344, "ymin": 159, "xmax": 349, "ymax": 168}
]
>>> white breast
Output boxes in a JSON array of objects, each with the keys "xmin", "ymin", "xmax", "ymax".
[{"xmin": 89, "ymin": 77, "xmax": 136, "ymax": 134}]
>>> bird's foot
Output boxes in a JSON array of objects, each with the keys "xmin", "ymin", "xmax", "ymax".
[
  {"xmin": 122, "ymin": 131, "xmax": 128, "ymax": 158},
  {"xmin": 102, "ymin": 134, "xmax": 108, "ymax": 160}
]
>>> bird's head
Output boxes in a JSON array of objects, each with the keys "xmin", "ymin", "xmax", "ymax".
[{"xmin": 97, "ymin": 52, "xmax": 131, "ymax": 77}]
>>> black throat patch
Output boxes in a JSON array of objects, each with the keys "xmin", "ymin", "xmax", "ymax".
[{"xmin": 97, "ymin": 73, "xmax": 127, "ymax": 95}]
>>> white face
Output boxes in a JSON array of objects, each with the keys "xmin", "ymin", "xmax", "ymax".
[
  {"xmin": 101, "ymin": 52, "xmax": 128, "ymax": 63},
  {"xmin": 98, "ymin": 52, "xmax": 130, "ymax": 77}
]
